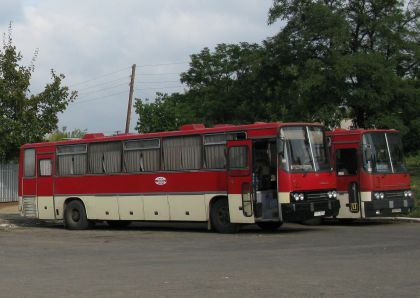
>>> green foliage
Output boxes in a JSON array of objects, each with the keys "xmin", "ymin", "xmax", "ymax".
[
  {"xmin": 406, "ymin": 153, "xmax": 420, "ymax": 217},
  {"xmin": 135, "ymin": 1, "xmax": 419, "ymax": 154},
  {"xmin": 47, "ymin": 127, "xmax": 87, "ymax": 142},
  {"xmin": 266, "ymin": 0, "xmax": 420, "ymax": 152},
  {"xmin": 134, "ymin": 92, "xmax": 196, "ymax": 133},
  {"xmin": 0, "ymin": 25, "xmax": 77, "ymax": 160}
]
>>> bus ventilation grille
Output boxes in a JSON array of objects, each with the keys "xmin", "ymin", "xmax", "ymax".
[
  {"xmin": 306, "ymin": 192, "xmax": 329, "ymax": 201},
  {"xmin": 23, "ymin": 197, "xmax": 37, "ymax": 218}
]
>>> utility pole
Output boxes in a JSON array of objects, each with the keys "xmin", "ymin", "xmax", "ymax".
[{"xmin": 125, "ymin": 64, "xmax": 136, "ymax": 134}]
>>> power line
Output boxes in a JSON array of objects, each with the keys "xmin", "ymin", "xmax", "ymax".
[
  {"xmin": 72, "ymin": 90, "xmax": 128, "ymax": 105},
  {"xmin": 72, "ymin": 85, "xmax": 186, "ymax": 105},
  {"xmin": 135, "ymin": 85, "xmax": 185, "ymax": 91},
  {"xmin": 136, "ymin": 72, "xmax": 183, "ymax": 76},
  {"xmin": 69, "ymin": 66, "xmax": 131, "ymax": 87},
  {"xmin": 68, "ymin": 62, "xmax": 188, "ymax": 89},
  {"xmin": 135, "ymin": 61, "xmax": 189, "ymax": 68},
  {"xmin": 135, "ymin": 80, "xmax": 181, "ymax": 84},
  {"xmin": 78, "ymin": 81, "xmax": 129, "ymax": 96},
  {"xmin": 75, "ymin": 75, "xmax": 129, "ymax": 92}
]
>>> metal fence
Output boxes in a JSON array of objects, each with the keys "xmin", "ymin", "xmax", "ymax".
[{"xmin": 0, "ymin": 163, "xmax": 18, "ymax": 202}]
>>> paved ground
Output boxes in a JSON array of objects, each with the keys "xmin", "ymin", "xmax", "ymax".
[{"xmin": 0, "ymin": 207, "xmax": 419, "ymax": 298}]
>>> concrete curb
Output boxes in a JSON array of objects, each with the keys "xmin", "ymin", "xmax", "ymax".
[{"xmin": 372, "ymin": 217, "xmax": 420, "ymax": 222}]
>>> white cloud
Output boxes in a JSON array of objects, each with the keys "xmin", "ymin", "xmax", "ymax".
[{"xmin": 1, "ymin": 0, "xmax": 277, "ymax": 133}]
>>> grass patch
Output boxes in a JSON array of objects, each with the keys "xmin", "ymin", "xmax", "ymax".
[{"xmin": 407, "ymin": 154, "xmax": 420, "ymax": 218}]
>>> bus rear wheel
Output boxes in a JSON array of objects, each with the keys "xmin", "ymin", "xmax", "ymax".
[
  {"xmin": 257, "ymin": 221, "xmax": 283, "ymax": 231},
  {"xmin": 210, "ymin": 199, "xmax": 240, "ymax": 234},
  {"xmin": 64, "ymin": 200, "xmax": 90, "ymax": 230}
]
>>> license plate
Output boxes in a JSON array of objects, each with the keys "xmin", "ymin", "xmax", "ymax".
[
  {"xmin": 314, "ymin": 211, "xmax": 325, "ymax": 217},
  {"xmin": 392, "ymin": 208, "xmax": 401, "ymax": 213}
]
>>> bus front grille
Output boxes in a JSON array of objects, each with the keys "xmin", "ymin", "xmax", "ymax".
[
  {"xmin": 22, "ymin": 196, "xmax": 37, "ymax": 218},
  {"xmin": 384, "ymin": 191, "xmax": 405, "ymax": 200},
  {"xmin": 306, "ymin": 192, "xmax": 329, "ymax": 201}
]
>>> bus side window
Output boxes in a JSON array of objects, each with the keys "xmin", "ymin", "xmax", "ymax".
[
  {"xmin": 39, "ymin": 159, "xmax": 52, "ymax": 177},
  {"xmin": 24, "ymin": 148, "xmax": 36, "ymax": 177},
  {"xmin": 336, "ymin": 148, "xmax": 357, "ymax": 176}
]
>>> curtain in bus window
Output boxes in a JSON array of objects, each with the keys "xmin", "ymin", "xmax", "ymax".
[
  {"xmin": 181, "ymin": 136, "xmax": 201, "ymax": 169},
  {"xmin": 229, "ymin": 146, "xmax": 248, "ymax": 168},
  {"xmin": 58, "ymin": 155, "xmax": 73, "ymax": 175},
  {"xmin": 73, "ymin": 155, "xmax": 87, "ymax": 175},
  {"xmin": 163, "ymin": 137, "xmax": 183, "ymax": 170},
  {"xmin": 24, "ymin": 149, "xmax": 36, "ymax": 177},
  {"xmin": 204, "ymin": 134, "xmax": 234, "ymax": 169},
  {"xmin": 125, "ymin": 150, "xmax": 142, "ymax": 172},
  {"xmin": 89, "ymin": 144, "xmax": 104, "ymax": 174},
  {"xmin": 39, "ymin": 159, "xmax": 52, "ymax": 176},
  {"xmin": 142, "ymin": 149, "xmax": 159, "ymax": 171},
  {"xmin": 205, "ymin": 145, "xmax": 226, "ymax": 169},
  {"xmin": 89, "ymin": 142, "xmax": 122, "ymax": 174}
]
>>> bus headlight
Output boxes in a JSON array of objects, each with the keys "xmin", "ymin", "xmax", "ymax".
[
  {"xmin": 404, "ymin": 190, "xmax": 413, "ymax": 197},
  {"xmin": 373, "ymin": 192, "xmax": 384, "ymax": 200},
  {"xmin": 291, "ymin": 193, "xmax": 305, "ymax": 201},
  {"xmin": 332, "ymin": 190, "xmax": 337, "ymax": 198}
]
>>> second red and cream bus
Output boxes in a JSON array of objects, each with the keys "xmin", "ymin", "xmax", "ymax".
[
  {"xmin": 328, "ymin": 128, "xmax": 414, "ymax": 219},
  {"xmin": 19, "ymin": 122, "xmax": 339, "ymax": 233}
]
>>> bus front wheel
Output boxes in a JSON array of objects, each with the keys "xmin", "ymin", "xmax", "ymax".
[
  {"xmin": 210, "ymin": 199, "xmax": 240, "ymax": 234},
  {"xmin": 64, "ymin": 200, "xmax": 90, "ymax": 230}
]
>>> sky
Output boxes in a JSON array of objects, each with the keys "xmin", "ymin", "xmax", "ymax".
[{"xmin": 1, "ymin": 0, "xmax": 279, "ymax": 134}]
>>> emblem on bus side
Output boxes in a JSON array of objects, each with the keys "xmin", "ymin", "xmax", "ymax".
[{"xmin": 154, "ymin": 176, "xmax": 167, "ymax": 185}]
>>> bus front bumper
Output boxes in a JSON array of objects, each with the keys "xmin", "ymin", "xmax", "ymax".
[
  {"xmin": 364, "ymin": 197, "xmax": 415, "ymax": 217},
  {"xmin": 281, "ymin": 199, "xmax": 340, "ymax": 222}
]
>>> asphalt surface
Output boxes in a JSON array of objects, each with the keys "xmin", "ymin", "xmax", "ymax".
[{"xmin": 0, "ymin": 213, "xmax": 419, "ymax": 298}]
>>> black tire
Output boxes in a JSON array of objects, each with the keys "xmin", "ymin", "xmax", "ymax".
[
  {"xmin": 300, "ymin": 217, "xmax": 323, "ymax": 225},
  {"xmin": 257, "ymin": 221, "xmax": 283, "ymax": 231},
  {"xmin": 107, "ymin": 220, "xmax": 131, "ymax": 228},
  {"xmin": 210, "ymin": 199, "xmax": 240, "ymax": 233},
  {"xmin": 64, "ymin": 200, "xmax": 90, "ymax": 230}
]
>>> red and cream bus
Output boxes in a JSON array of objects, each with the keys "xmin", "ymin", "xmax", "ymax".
[
  {"xmin": 328, "ymin": 128, "xmax": 414, "ymax": 219},
  {"xmin": 19, "ymin": 122, "xmax": 339, "ymax": 233}
]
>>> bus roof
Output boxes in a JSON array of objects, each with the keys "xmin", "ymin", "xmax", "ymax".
[
  {"xmin": 327, "ymin": 128, "xmax": 400, "ymax": 137},
  {"xmin": 22, "ymin": 122, "xmax": 323, "ymax": 149}
]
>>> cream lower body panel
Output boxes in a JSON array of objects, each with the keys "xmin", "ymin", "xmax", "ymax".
[
  {"xmin": 37, "ymin": 196, "xmax": 55, "ymax": 219},
  {"xmin": 335, "ymin": 193, "xmax": 361, "ymax": 219},
  {"xmin": 228, "ymin": 194, "xmax": 255, "ymax": 224},
  {"xmin": 52, "ymin": 194, "xmax": 223, "ymax": 222},
  {"xmin": 278, "ymin": 192, "xmax": 290, "ymax": 204},
  {"xmin": 335, "ymin": 191, "xmax": 371, "ymax": 219}
]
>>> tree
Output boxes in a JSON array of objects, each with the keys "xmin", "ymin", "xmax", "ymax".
[
  {"xmin": 267, "ymin": 0, "xmax": 419, "ymax": 151},
  {"xmin": 135, "ymin": 1, "xmax": 419, "ymax": 153},
  {"xmin": 47, "ymin": 127, "xmax": 87, "ymax": 142},
  {"xmin": 135, "ymin": 43, "xmax": 266, "ymax": 133},
  {"xmin": 0, "ymin": 25, "xmax": 77, "ymax": 160},
  {"xmin": 134, "ymin": 92, "xmax": 196, "ymax": 133}
]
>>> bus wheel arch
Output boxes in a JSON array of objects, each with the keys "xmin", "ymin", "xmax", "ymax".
[
  {"xmin": 209, "ymin": 196, "xmax": 240, "ymax": 234},
  {"xmin": 63, "ymin": 197, "xmax": 92, "ymax": 230}
]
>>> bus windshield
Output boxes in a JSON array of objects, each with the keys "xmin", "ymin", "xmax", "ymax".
[
  {"xmin": 279, "ymin": 126, "xmax": 330, "ymax": 172},
  {"xmin": 362, "ymin": 132, "xmax": 407, "ymax": 173}
]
